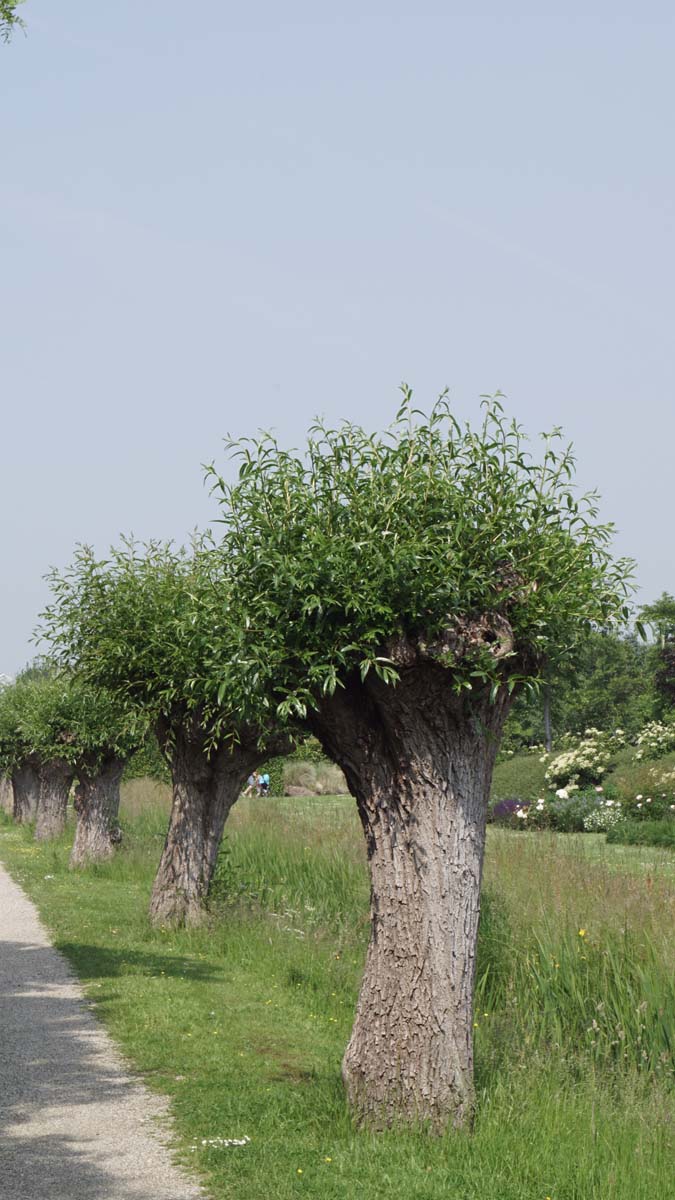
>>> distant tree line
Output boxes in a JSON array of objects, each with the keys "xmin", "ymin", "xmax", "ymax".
[{"xmin": 503, "ymin": 592, "xmax": 675, "ymax": 751}]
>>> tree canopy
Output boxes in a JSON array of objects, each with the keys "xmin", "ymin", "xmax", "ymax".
[
  {"xmin": 0, "ymin": 675, "xmax": 35, "ymax": 775},
  {"xmin": 1, "ymin": 1, "xmax": 24, "ymax": 42},
  {"xmin": 39, "ymin": 538, "xmax": 285, "ymax": 750},
  {"xmin": 504, "ymin": 627, "xmax": 651, "ymax": 747},
  {"xmin": 208, "ymin": 393, "xmax": 634, "ymax": 717},
  {"xmin": 639, "ymin": 592, "xmax": 675, "ymax": 717},
  {"xmin": 0, "ymin": 668, "xmax": 144, "ymax": 776}
]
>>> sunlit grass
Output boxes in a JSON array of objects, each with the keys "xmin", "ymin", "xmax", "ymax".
[{"xmin": 0, "ymin": 790, "xmax": 673, "ymax": 1199}]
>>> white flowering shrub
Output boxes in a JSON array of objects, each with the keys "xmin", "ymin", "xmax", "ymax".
[
  {"xmin": 583, "ymin": 800, "xmax": 624, "ymax": 832},
  {"xmin": 634, "ymin": 720, "xmax": 675, "ymax": 761},
  {"xmin": 642, "ymin": 764, "xmax": 675, "ymax": 789},
  {"xmin": 544, "ymin": 728, "xmax": 621, "ymax": 791}
]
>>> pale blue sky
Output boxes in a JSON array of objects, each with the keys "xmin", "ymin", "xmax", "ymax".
[{"xmin": 2, "ymin": 2, "xmax": 673, "ymax": 673}]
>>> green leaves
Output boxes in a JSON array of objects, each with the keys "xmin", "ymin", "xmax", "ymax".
[
  {"xmin": 0, "ymin": 668, "xmax": 146, "ymax": 773},
  {"xmin": 38, "ymin": 537, "xmax": 291, "ymax": 747},
  {"xmin": 209, "ymin": 393, "xmax": 634, "ymax": 711},
  {"xmin": 0, "ymin": 1, "xmax": 24, "ymax": 43},
  {"xmin": 37, "ymin": 392, "xmax": 635, "ymax": 746}
]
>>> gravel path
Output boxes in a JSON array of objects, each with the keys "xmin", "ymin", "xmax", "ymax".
[{"xmin": 0, "ymin": 860, "xmax": 205, "ymax": 1200}]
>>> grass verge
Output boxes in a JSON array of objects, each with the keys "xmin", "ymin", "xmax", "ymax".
[{"xmin": 0, "ymin": 794, "xmax": 673, "ymax": 1199}]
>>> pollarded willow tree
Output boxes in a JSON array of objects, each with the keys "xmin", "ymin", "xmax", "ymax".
[
  {"xmin": 58, "ymin": 681, "xmax": 146, "ymax": 868},
  {"xmin": 0, "ymin": 671, "xmax": 78, "ymax": 837},
  {"xmin": 207, "ymin": 393, "xmax": 633, "ymax": 1132},
  {"xmin": 0, "ymin": 677, "xmax": 41, "ymax": 822},
  {"xmin": 40, "ymin": 540, "xmax": 292, "ymax": 925}
]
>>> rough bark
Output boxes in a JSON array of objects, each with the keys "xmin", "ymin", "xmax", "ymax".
[
  {"xmin": 0, "ymin": 774, "xmax": 13, "ymax": 815},
  {"xmin": 309, "ymin": 659, "xmax": 511, "ymax": 1132},
  {"xmin": 34, "ymin": 759, "xmax": 75, "ymax": 841},
  {"xmin": 148, "ymin": 721, "xmax": 278, "ymax": 928},
  {"xmin": 11, "ymin": 758, "xmax": 41, "ymax": 823},
  {"xmin": 69, "ymin": 756, "xmax": 126, "ymax": 868}
]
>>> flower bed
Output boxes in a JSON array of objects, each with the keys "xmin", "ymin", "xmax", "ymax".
[{"xmin": 489, "ymin": 788, "xmax": 616, "ymax": 833}]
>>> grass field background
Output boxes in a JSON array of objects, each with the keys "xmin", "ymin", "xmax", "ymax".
[{"xmin": 0, "ymin": 781, "xmax": 673, "ymax": 1199}]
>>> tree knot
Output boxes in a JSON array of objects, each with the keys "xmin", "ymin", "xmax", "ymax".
[{"xmin": 386, "ymin": 613, "xmax": 515, "ymax": 669}]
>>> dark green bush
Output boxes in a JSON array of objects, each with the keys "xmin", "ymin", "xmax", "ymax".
[
  {"xmin": 620, "ymin": 793, "xmax": 675, "ymax": 821},
  {"xmin": 607, "ymin": 818, "xmax": 675, "ymax": 848},
  {"xmin": 123, "ymin": 733, "xmax": 170, "ymax": 782}
]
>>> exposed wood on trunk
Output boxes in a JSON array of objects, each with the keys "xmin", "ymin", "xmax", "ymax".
[
  {"xmin": 35, "ymin": 759, "xmax": 75, "ymax": 841},
  {"xmin": 11, "ymin": 757, "xmax": 41, "ymax": 823},
  {"xmin": 309, "ymin": 659, "xmax": 510, "ymax": 1131},
  {"xmin": 69, "ymin": 756, "xmax": 126, "ymax": 868}
]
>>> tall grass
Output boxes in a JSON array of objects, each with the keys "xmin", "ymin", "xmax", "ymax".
[
  {"xmin": 217, "ymin": 804, "xmax": 675, "ymax": 1088},
  {"xmin": 117, "ymin": 785, "xmax": 675, "ymax": 1085}
]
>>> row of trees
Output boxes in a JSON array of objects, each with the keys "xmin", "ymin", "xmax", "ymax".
[
  {"xmin": 0, "ymin": 668, "xmax": 143, "ymax": 860},
  {"xmin": 1, "ymin": 396, "xmax": 632, "ymax": 1132}
]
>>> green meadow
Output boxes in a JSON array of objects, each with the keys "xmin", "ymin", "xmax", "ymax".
[{"xmin": 0, "ymin": 780, "xmax": 673, "ymax": 1200}]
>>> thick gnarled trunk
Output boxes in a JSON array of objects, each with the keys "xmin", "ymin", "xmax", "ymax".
[
  {"xmin": 148, "ymin": 724, "xmax": 265, "ymax": 928},
  {"xmin": 35, "ymin": 759, "xmax": 74, "ymax": 841},
  {"xmin": 69, "ymin": 757, "xmax": 125, "ymax": 868},
  {"xmin": 11, "ymin": 759, "xmax": 41, "ymax": 823},
  {"xmin": 310, "ymin": 665, "xmax": 510, "ymax": 1132},
  {"xmin": 342, "ymin": 745, "xmax": 492, "ymax": 1130}
]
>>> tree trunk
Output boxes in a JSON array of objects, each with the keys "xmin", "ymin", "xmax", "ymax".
[
  {"xmin": 310, "ymin": 663, "xmax": 510, "ymax": 1132},
  {"xmin": 34, "ymin": 759, "xmax": 74, "ymax": 841},
  {"xmin": 148, "ymin": 723, "xmax": 266, "ymax": 928},
  {"xmin": 11, "ymin": 759, "xmax": 41, "ymax": 823},
  {"xmin": 543, "ymin": 683, "xmax": 552, "ymax": 752},
  {"xmin": 69, "ymin": 757, "xmax": 125, "ymax": 868},
  {"xmin": 1, "ymin": 774, "xmax": 13, "ymax": 815}
]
